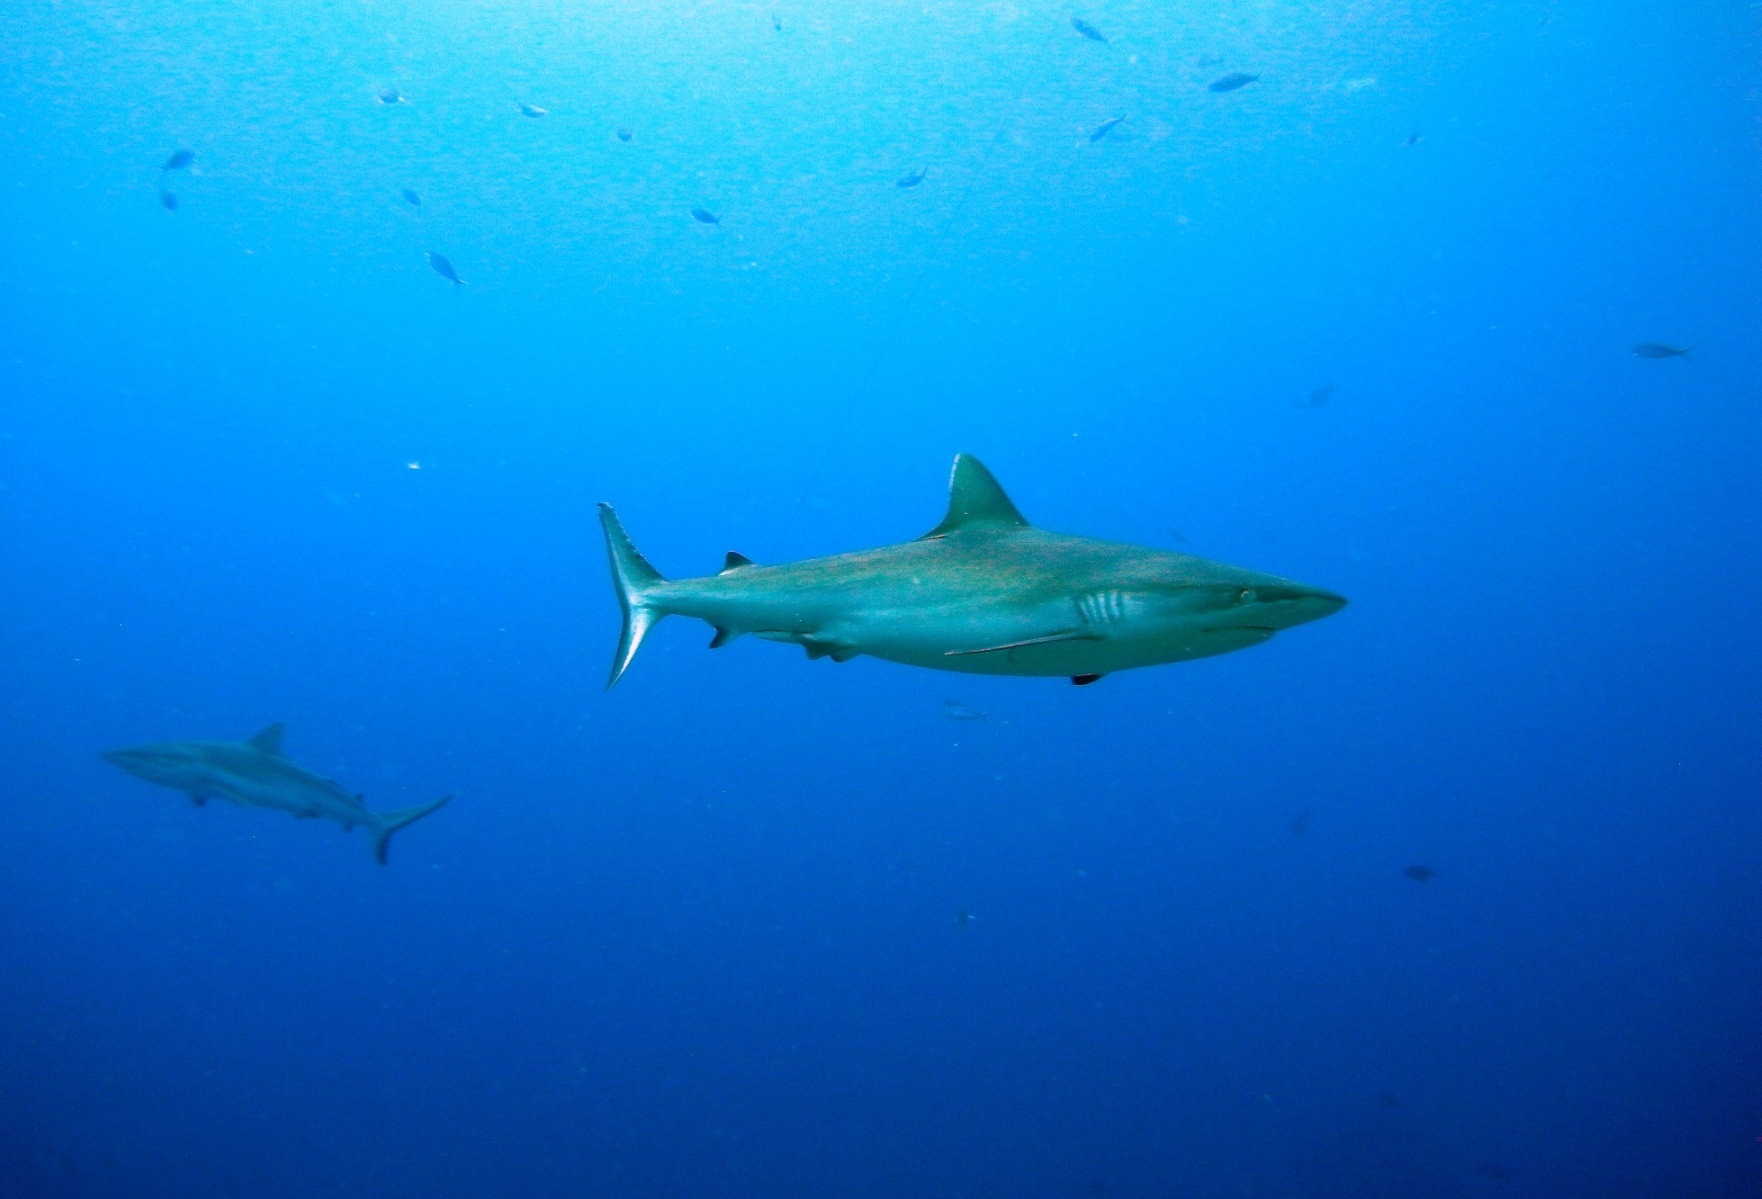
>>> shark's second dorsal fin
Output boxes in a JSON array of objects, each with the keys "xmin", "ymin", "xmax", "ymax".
[
  {"xmin": 248, "ymin": 723, "xmax": 285, "ymax": 754},
  {"xmin": 721, "ymin": 551, "xmax": 756, "ymax": 573},
  {"xmin": 921, "ymin": 454, "xmax": 1029, "ymax": 539}
]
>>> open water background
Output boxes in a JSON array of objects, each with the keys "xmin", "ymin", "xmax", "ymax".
[{"xmin": 1, "ymin": 1, "xmax": 1758, "ymax": 1195}]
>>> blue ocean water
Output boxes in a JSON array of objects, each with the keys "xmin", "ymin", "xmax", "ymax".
[{"xmin": 2, "ymin": 0, "xmax": 1758, "ymax": 1195}]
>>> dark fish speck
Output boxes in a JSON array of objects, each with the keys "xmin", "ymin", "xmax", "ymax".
[
  {"xmin": 1403, "ymin": 865, "xmax": 1437, "ymax": 882},
  {"xmin": 427, "ymin": 251, "xmax": 465, "ymax": 285},
  {"xmin": 1070, "ymin": 17, "xmax": 1107, "ymax": 42},
  {"xmin": 378, "ymin": 86, "xmax": 403, "ymax": 105},
  {"xmin": 616, "ymin": 127, "xmax": 633, "ymax": 142},
  {"xmin": 162, "ymin": 149, "xmax": 194, "ymax": 171},
  {"xmin": 1089, "ymin": 116, "xmax": 1125, "ymax": 142},
  {"xmin": 401, "ymin": 189, "xmax": 421, "ymax": 207},
  {"xmin": 691, "ymin": 207, "xmax": 720, "ymax": 225},
  {"xmin": 1209, "ymin": 72, "xmax": 1259, "ymax": 92},
  {"xmin": 159, "ymin": 189, "xmax": 178, "ymax": 210},
  {"xmin": 1632, "ymin": 342, "xmax": 1689, "ymax": 358},
  {"xmin": 896, "ymin": 168, "xmax": 926, "ymax": 188}
]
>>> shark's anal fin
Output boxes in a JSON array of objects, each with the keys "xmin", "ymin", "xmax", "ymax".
[
  {"xmin": 944, "ymin": 629, "xmax": 1099, "ymax": 657},
  {"xmin": 721, "ymin": 551, "xmax": 756, "ymax": 573},
  {"xmin": 709, "ymin": 627, "xmax": 742, "ymax": 649},
  {"xmin": 248, "ymin": 722, "xmax": 286, "ymax": 754},
  {"xmin": 1071, "ymin": 674, "xmax": 1104, "ymax": 686},
  {"xmin": 801, "ymin": 637, "xmax": 858, "ymax": 663},
  {"xmin": 921, "ymin": 454, "xmax": 1030, "ymax": 539}
]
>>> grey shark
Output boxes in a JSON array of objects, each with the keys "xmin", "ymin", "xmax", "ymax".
[
  {"xmin": 598, "ymin": 454, "xmax": 1344, "ymax": 687},
  {"xmin": 102, "ymin": 724, "xmax": 449, "ymax": 864}
]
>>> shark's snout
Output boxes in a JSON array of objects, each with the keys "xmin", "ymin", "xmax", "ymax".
[
  {"xmin": 1202, "ymin": 583, "xmax": 1346, "ymax": 634},
  {"xmin": 1256, "ymin": 585, "xmax": 1346, "ymax": 631}
]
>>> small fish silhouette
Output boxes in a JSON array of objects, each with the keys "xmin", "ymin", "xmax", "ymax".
[
  {"xmin": 1089, "ymin": 116, "xmax": 1125, "ymax": 142},
  {"xmin": 1070, "ymin": 17, "xmax": 1108, "ymax": 42},
  {"xmin": 1290, "ymin": 809, "xmax": 1312, "ymax": 837},
  {"xmin": 1375, "ymin": 1090, "xmax": 1401, "ymax": 1108},
  {"xmin": 427, "ymin": 251, "xmax": 466, "ymax": 285},
  {"xmin": 400, "ymin": 188, "xmax": 421, "ymax": 207},
  {"xmin": 616, "ymin": 127, "xmax": 633, "ymax": 142},
  {"xmin": 942, "ymin": 700, "xmax": 990, "ymax": 724},
  {"xmin": 1295, "ymin": 384, "xmax": 1332, "ymax": 409},
  {"xmin": 1632, "ymin": 342, "xmax": 1689, "ymax": 359},
  {"xmin": 896, "ymin": 168, "xmax": 926, "ymax": 188},
  {"xmin": 1402, "ymin": 865, "xmax": 1436, "ymax": 883},
  {"xmin": 518, "ymin": 102, "xmax": 548, "ymax": 118},
  {"xmin": 162, "ymin": 149, "xmax": 194, "ymax": 172},
  {"xmin": 159, "ymin": 189, "xmax": 178, "ymax": 210},
  {"xmin": 1208, "ymin": 72, "xmax": 1259, "ymax": 92},
  {"xmin": 377, "ymin": 86, "xmax": 404, "ymax": 105},
  {"xmin": 773, "ymin": 13, "xmax": 782, "ymax": 30},
  {"xmin": 1403, "ymin": 129, "xmax": 1421, "ymax": 147},
  {"xmin": 691, "ymin": 207, "xmax": 720, "ymax": 225}
]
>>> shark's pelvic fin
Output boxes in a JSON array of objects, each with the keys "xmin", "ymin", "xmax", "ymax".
[
  {"xmin": 708, "ymin": 626, "xmax": 741, "ymax": 649},
  {"xmin": 721, "ymin": 551, "xmax": 756, "ymax": 573},
  {"xmin": 598, "ymin": 504, "xmax": 668, "ymax": 688},
  {"xmin": 921, "ymin": 454, "xmax": 1030, "ymax": 539},
  {"xmin": 371, "ymin": 795, "xmax": 451, "ymax": 865},
  {"xmin": 249, "ymin": 723, "xmax": 286, "ymax": 755},
  {"xmin": 944, "ymin": 629, "xmax": 1099, "ymax": 657}
]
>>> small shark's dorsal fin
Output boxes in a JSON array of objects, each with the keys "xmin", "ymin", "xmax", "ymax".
[
  {"xmin": 921, "ymin": 454, "xmax": 1029, "ymax": 539},
  {"xmin": 721, "ymin": 551, "xmax": 756, "ymax": 573},
  {"xmin": 248, "ymin": 722, "xmax": 286, "ymax": 754}
]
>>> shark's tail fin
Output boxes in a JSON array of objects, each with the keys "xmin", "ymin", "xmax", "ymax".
[
  {"xmin": 371, "ymin": 795, "xmax": 451, "ymax": 865},
  {"xmin": 598, "ymin": 503, "xmax": 668, "ymax": 689}
]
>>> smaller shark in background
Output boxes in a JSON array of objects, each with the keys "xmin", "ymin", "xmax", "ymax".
[{"xmin": 102, "ymin": 723, "xmax": 450, "ymax": 864}]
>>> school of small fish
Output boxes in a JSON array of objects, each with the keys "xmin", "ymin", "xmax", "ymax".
[{"xmin": 149, "ymin": 15, "xmax": 1693, "ymax": 371}]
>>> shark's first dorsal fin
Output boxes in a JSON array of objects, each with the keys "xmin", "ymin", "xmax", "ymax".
[
  {"xmin": 248, "ymin": 722, "xmax": 286, "ymax": 754},
  {"xmin": 721, "ymin": 551, "xmax": 756, "ymax": 573},
  {"xmin": 921, "ymin": 454, "xmax": 1029, "ymax": 539}
]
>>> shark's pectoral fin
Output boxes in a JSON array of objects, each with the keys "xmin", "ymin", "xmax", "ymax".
[
  {"xmin": 248, "ymin": 722, "xmax": 286, "ymax": 754},
  {"xmin": 1071, "ymin": 674, "xmax": 1105, "ymax": 686},
  {"xmin": 944, "ymin": 629, "xmax": 1100, "ymax": 657},
  {"xmin": 802, "ymin": 638, "xmax": 858, "ymax": 662}
]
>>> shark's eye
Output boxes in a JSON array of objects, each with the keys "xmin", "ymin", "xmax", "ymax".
[{"xmin": 1237, "ymin": 588, "xmax": 1257, "ymax": 604}]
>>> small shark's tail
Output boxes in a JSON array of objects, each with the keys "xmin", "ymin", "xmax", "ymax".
[
  {"xmin": 371, "ymin": 795, "xmax": 451, "ymax": 865},
  {"xmin": 598, "ymin": 503, "xmax": 667, "ymax": 689}
]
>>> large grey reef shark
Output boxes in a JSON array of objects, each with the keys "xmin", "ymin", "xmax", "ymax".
[
  {"xmin": 598, "ymin": 454, "xmax": 1345, "ymax": 688},
  {"xmin": 102, "ymin": 723, "xmax": 450, "ymax": 864}
]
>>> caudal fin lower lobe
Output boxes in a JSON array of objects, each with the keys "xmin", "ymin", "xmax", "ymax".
[{"xmin": 371, "ymin": 795, "xmax": 451, "ymax": 864}]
